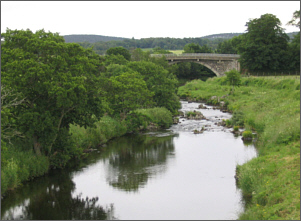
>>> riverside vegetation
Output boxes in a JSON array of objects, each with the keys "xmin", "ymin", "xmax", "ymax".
[
  {"xmin": 1, "ymin": 29, "xmax": 180, "ymax": 196},
  {"xmin": 177, "ymin": 75, "xmax": 300, "ymax": 220}
]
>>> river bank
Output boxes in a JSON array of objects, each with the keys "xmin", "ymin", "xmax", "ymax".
[
  {"xmin": 1, "ymin": 107, "xmax": 174, "ymax": 197},
  {"xmin": 177, "ymin": 76, "xmax": 300, "ymax": 220}
]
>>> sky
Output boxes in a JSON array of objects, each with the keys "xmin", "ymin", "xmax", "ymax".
[{"xmin": 1, "ymin": 1, "xmax": 300, "ymax": 39}]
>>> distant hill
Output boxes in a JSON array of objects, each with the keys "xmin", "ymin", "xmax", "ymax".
[
  {"xmin": 200, "ymin": 33, "xmax": 243, "ymax": 39},
  {"xmin": 64, "ymin": 32, "xmax": 299, "ymax": 44},
  {"xmin": 201, "ymin": 32, "xmax": 298, "ymax": 40},
  {"xmin": 63, "ymin": 34, "xmax": 129, "ymax": 43},
  {"xmin": 287, "ymin": 32, "xmax": 299, "ymax": 40}
]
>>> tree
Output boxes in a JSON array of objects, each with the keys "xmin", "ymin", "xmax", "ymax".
[
  {"xmin": 216, "ymin": 39, "xmax": 238, "ymax": 54},
  {"xmin": 239, "ymin": 14, "xmax": 290, "ymax": 72},
  {"xmin": 106, "ymin": 46, "xmax": 131, "ymax": 61},
  {"xmin": 126, "ymin": 61, "xmax": 181, "ymax": 113},
  {"xmin": 103, "ymin": 54, "xmax": 129, "ymax": 66},
  {"xmin": 225, "ymin": 69, "xmax": 241, "ymax": 93},
  {"xmin": 1, "ymin": 29, "xmax": 107, "ymax": 157},
  {"xmin": 183, "ymin": 43, "xmax": 213, "ymax": 53},
  {"xmin": 1, "ymin": 85, "xmax": 26, "ymax": 142},
  {"xmin": 130, "ymin": 48, "xmax": 151, "ymax": 61},
  {"xmin": 286, "ymin": 10, "xmax": 300, "ymax": 28},
  {"xmin": 107, "ymin": 72, "xmax": 154, "ymax": 117},
  {"xmin": 286, "ymin": 10, "xmax": 300, "ymax": 71},
  {"xmin": 153, "ymin": 46, "xmax": 172, "ymax": 54}
]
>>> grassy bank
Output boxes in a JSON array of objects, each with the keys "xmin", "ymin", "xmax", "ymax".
[
  {"xmin": 1, "ymin": 107, "xmax": 173, "ymax": 197},
  {"xmin": 1, "ymin": 143, "xmax": 50, "ymax": 195},
  {"xmin": 178, "ymin": 76, "xmax": 300, "ymax": 220}
]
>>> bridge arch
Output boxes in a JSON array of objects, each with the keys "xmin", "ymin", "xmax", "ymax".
[
  {"xmin": 168, "ymin": 60, "xmax": 221, "ymax": 77},
  {"xmin": 151, "ymin": 53, "xmax": 240, "ymax": 77}
]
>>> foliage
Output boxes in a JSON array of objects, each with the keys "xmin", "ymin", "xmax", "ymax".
[
  {"xmin": 103, "ymin": 54, "xmax": 129, "ymax": 66},
  {"xmin": 1, "ymin": 85, "xmax": 25, "ymax": 142},
  {"xmin": 134, "ymin": 107, "xmax": 173, "ymax": 128},
  {"xmin": 107, "ymin": 72, "xmax": 154, "ymax": 116},
  {"xmin": 242, "ymin": 130, "xmax": 253, "ymax": 139},
  {"xmin": 169, "ymin": 62, "xmax": 216, "ymax": 81},
  {"xmin": 106, "ymin": 46, "xmax": 131, "ymax": 61},
  {"xmin": 131, "ymin": 48, "xmax": 151, "ymax": 61},
  {"xmin": 153, "ymin": 46, "xmax": 172, "ymax": 54},
  {"xmin": 286, "ymin": 10, "xmax": 300, "ymax": 28},
  {"xmin": 239, "ymin": 14, "xmax": 290, "ymax": 72},
  {"xmin": 233, "ymin": 125, "xmax": 240, "ymax": 131},
  {"xmin": 216, "ymin": 35, "xmax": 245, "ymax": 54},
  {"xmin": 225, "ymin": 69, "xmax": 241, "ymax": 92},
  {"xmin": 69, "ymin": 116, "xmax": 128, "ymax": 150},
  {"xmin": 125, "ymin": 61, "xmax": 181, "ymax": 113},
  {"xmin": 183, "ymin": 43, "xmax": 213, "ymax": 53},
  {"xmin": 1, "ymin": 146, "xmax": 49, "ymax": 195},
  {"xmin": 1, "ymin": 29, "xmax": 108, "ymax": 158}
]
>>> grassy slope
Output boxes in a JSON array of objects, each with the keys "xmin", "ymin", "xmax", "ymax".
[{"xmin": 178, "ymin": 76, "xmax": 300, "ymax": 220}]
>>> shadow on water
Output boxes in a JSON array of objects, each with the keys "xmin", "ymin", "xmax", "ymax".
[
  {"xmin": 1, "ymin": 169, "xmax": 116, "ymax": 220},
  {"xmin": 101, "ymin": 133, "xmax": 177, "ymax": 192}
]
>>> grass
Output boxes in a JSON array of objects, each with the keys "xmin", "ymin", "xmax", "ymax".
[
  {"xmin": 134, "ymin": 107, "xmax": 173, "ymax": 129},
  {"xmin": 178, "ymin": 76, "xmax": 300, "ymax": 220},
  {"xmin": 1, "ymin": 143, "xmax": 50, "ymax": 195},
  {"xmin": 69, "ymin": 115, "xmax": 128, "ymax": 150},
  {"xmin": 169, "ymin": 50, "xmax": 184, "ymax": 55}
]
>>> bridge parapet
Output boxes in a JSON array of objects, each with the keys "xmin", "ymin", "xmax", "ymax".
[
  {"xmin": 150, "ymin": 53, "xmax": 240, "ymax": 77},
  {"xmin": 150, "ymin": 53, "xmax": 240, "ymax": 59}
]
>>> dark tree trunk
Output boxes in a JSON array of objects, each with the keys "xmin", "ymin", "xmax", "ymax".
[{"xmin": 33, "ymin": 134, "xmax": 42, "ymax": 156}]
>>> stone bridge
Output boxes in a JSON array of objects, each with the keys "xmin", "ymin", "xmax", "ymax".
[{"xmin": 151, "ymin": 53, "xmax": 240, "ymax": 76}]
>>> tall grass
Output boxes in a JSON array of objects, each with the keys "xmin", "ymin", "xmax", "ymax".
[
  {"xmin": 1, "ymin": 144, "xmax": 49, "ymax": 195},
  {"xmin": 134, "ymin": 107, "xmax": 173, "ymax": 128},
  {"xmin": 69, "ymin": 115, "xmax": 128, "ymax": 150},
  {"xmin": 178, "ymin": 76, "xmax": 300, "ymax": 220}
]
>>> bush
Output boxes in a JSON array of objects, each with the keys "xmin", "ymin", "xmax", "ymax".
[
  {"xmin": 232, "ymin": 111, "xmax": 245, "ymax": 127},
  {"xmin": 1, "ymin": 148, "xmax": 49, "ymax": 196},
  {"xmin": 242, "ymin": 130, "xmax": 253, "ymax": 139},
  {"xmin": 70, "ymin": 115, "xmax": 128, "ymax": 150},
  {"xmin": 135, "ymin": 107, "xmax": 173, "ymax": 128},
  {"xmin": 233, "ymin": 125, "xmax": 240, "ymax": 131}
]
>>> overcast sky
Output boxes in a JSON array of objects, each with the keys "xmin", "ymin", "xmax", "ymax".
[{"xmin": 1, "ymin": 1, "xmax": 300, "ymax": 39}]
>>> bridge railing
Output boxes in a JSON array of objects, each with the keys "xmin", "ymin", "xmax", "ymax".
[{"xmin": 150, "ymin": 53, "xmax": 240, "ymax": 58}]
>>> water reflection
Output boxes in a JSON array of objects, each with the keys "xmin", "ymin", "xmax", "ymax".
[
  {"xmin": 1, "ymin": 170, "xmax": 116, "ymax": 220},
  {"xmin": 103, "ymin": 134, "xmax": 176, "ymax": 192}
]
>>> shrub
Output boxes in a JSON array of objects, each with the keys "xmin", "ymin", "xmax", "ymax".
[
  {"xmin": 135, "ymin": 107, "xmax": 173, "ymax": 128},
  {"xmin": 233, "ymin": 125, "xmax": 240, "ymax": 132},
  {"xmin": 242, "ymin": 130, "xmax": 253, "ymax": 139},
  {"xmin": 232, "ymin": 111, "xmax": 245, "ymax": 127}
]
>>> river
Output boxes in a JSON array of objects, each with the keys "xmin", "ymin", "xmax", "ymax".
[{"xmin": 1, "ymin": 101, "xmax": 257, "ymax": 220}]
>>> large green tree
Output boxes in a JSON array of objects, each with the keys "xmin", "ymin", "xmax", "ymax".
[
  {"xmin": 107, "ymin": 72, "xmax": 153, "ymax": 117},
  {"xmin": 1, "ymin": 29, "xmax": 107, "ymax": 157},
  {"xmin": 239, "ymin": 14, "xmax": 290, "ymax": 72},
  {"xmin": 126, "ymin": 61, "xmax": 181, "ymax": 113}
]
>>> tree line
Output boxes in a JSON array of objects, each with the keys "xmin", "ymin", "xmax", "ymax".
[
  {"xmin": 216, "ymin": 12, "xmax": 300, "ymax": 73},
  {"xmin": 78, "ymin": 37, "xmax": 226, "ymax": 55}
]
